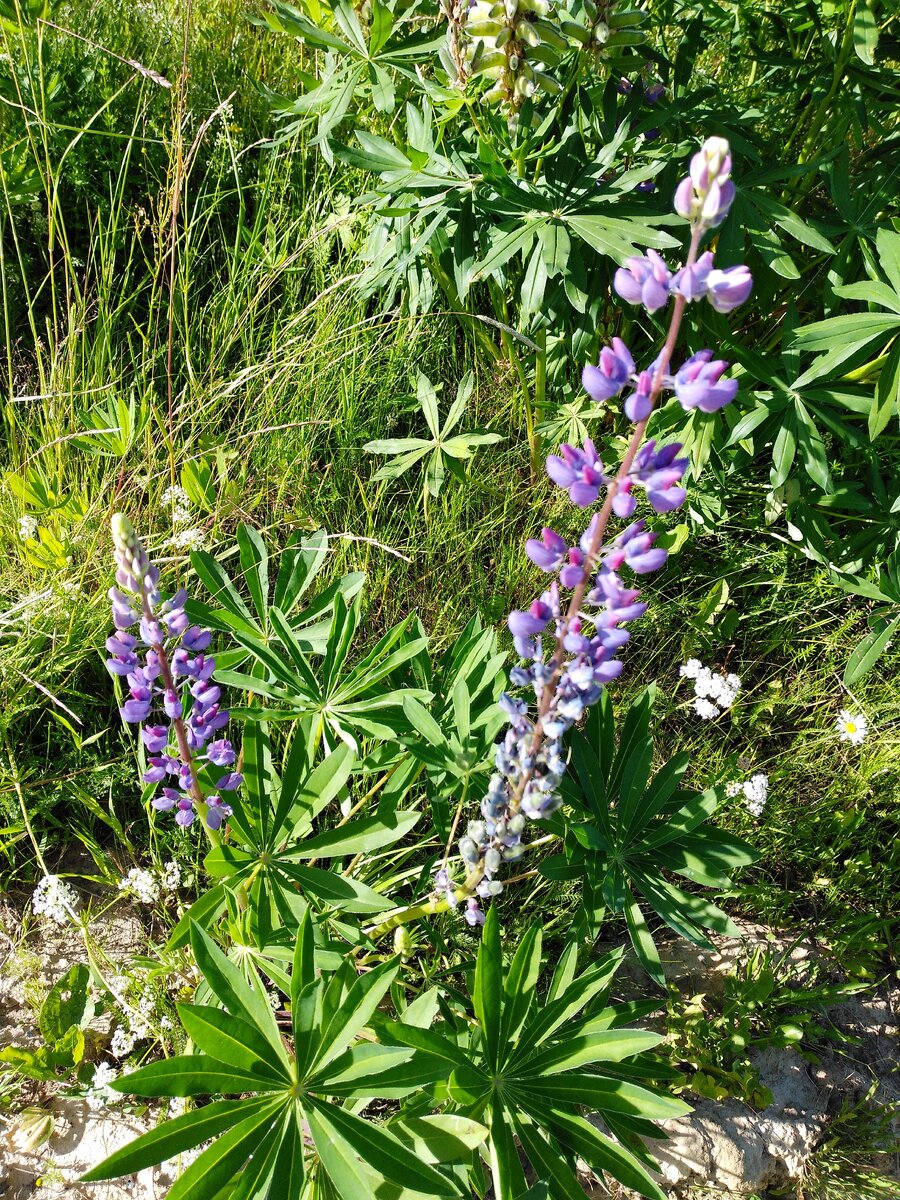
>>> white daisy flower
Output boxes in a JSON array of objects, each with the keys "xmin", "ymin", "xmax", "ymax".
[{"xmin": 836, "ymin": 709, "xmax": 867, "ymax": 745}]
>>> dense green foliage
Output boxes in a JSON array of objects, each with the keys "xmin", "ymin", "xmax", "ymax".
[{"xmin": 0, "ymin": 0, "xmax": 898, "ymax": 1195}]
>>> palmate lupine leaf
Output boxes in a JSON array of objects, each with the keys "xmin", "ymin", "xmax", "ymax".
[
  {"xmin": 84, "ymin": 919, "xmax": 463, "ymax": 1200},
  {"xmin": 194, "ymin": 721, "xmax": 416, "ymax": 936},
  {"xmin": 541, "ymin": 688, "xmax": 758, "ymax": 986},
  {"xmin": 365, "ymin": 371, "xmax": 502, "ymax": 502},
  {"xmin": 188, "ymin": 525, "xmax": 365, "ymax": 665},
  {"xmin": 382, "ymin": 910, "xmax": 688, "ymax": 1200}
]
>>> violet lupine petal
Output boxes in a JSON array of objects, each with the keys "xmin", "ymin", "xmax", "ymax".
[
  {"xmin": 526, "ymin": 529, "xmax": 568, "ymax": 572},
  {"xmin": 141, "ymin": 725, "xmax": 169, "ymax": 753},
  {"xmin": 613, "ymin": 487, "xmax": 637, "ymax": 518},
  {"xmin": 581, "ymin": 338, "xmax": 634, "ymax": 402},
  {"xmin": 121, "ymin": 695, "xmax": 152, "ymax": 723},
  {"xmin": 624, "ymin": 369, "xmax": 654, "ymax": 423},
  {"xmin": 175, "ymin": 802, "xmax": 195, "ymax": 827},
  {"xmin": 216, "ymin": 772, "xmax": 243, "ymax": 791},
  {"xmin": 614, "ymin": 251, "xmax": 673, "ymax": 314},
  {"xmin": 206, "ymin": 739, "xmax": 236, "ymax": 767},
  {"xmin": 673, "ymin": 250, "xmax": 714, "ymax": 302},
  {"xmin": 706, "ymin": 265, "xmax": 753, "ymax": 312},
  {"xmin": 182, "ymin": 627, "xmax": 212, "ymax": 652}
]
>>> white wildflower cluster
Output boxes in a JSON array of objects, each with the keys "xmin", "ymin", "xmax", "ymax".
[
  {"xmin": 118, "ymin": 860, "xmax": 182, "ymax": 905},
  {"xmin": 162, "ymin": 484, "xmax": 192, "ymax": 526},
  {"xmin": 18, "ymin": 515, "xmax": 38, "ymax": 541},
  {"xmin": 836, "ymin": 709, "xmax": 868, "ymax": 746},
  {"xmin": 87, "ymin": 1062, "xmax": 119, "ymax": 1109},
  {"xmin": 680, "ymin": 659, "xmax": 741, "ymax": 719},
  {"xmin": 110, "ymin": 991, "xmax": 160, "ymax": 1058},
  {"xmin": 110, "ymin": 1027, "xmax": 135, "ymax": 1057},
  {"xmin": 727, "ymin": 772, "xmax": 769, "ymax": 818},
  {"xmin": 31, "ymin": 875, "xmax": 78, "ymax": 925},
  {"xmin": 170, "ymin": 526, "xmax": 206, "ymax": 552}
]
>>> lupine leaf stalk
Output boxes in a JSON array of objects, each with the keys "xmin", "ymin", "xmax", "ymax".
[
  {"xmin": 368, "ymin": 136, "xmax": 751, "ymax": 938},
  {"xmin": 107, "ymin": 515, "xmax": 242, "ymax": 846}
]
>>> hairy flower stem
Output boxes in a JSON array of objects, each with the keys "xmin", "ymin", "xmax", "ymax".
[{"xmin": 366, "ymin": 230, "xmax": 702, "ymax": 941}]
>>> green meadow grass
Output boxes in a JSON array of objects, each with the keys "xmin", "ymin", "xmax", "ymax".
[{"xmin": 0, "ymin": 0, "xmax": 897, "ymax": 982}]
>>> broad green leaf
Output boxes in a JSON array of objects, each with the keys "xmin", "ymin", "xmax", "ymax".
[
  {"xmin": 189, "ymin": 926, "xmax": 291, "ymax": 1070},
  {"xmin": 390, "ymin": 1114, "xmax": 488, "ymax": 1163},
  {"xmin": 488, "ymin": 1101, "xmax": 529, "ymax": 1200},
  {"xmin": 853, "ymin": 0, "xmax": 878, "ymax": 64},
  {"xmin": 306, "ymin": 1099, "xmax": 457, "ymax": 1196},
  {"xmin": 313, "ymin": 958, "xmax": 399, "ymax": 1072},
  {"xmin": 534, "ymin": 1074, "xmax": 689, "ymax": 1120},
  {"xmin": 287, "ymin": 809, "xmax": 420, "ymax": 858},
  {"xmin": 166, "ymin": 1100, "xmax": 286, "ymax": 1200},
  {"xmin": 81, "ymin": 1099, "xmax": 273, "ymax": 1181},
  {"xmin": 500, "ymin": 922, "xmax": 542, "ymax": 1050},
  {"xmin": 547, "ymin": 1108, "xmax": 667, "ymax": 1200},
  {"xmin": 843, "ymin": 612, "xmax": 900, "ymax": 686},
  {"xmin": 524, "ymin": 1029, "xmax": 661, "ymax": 1076},
  {"xmin": 474, "ymin": 906, "xmax": 503, "ymax": 1070},
  {"xmin": 40, "ymin": 964, "xmax": 90, "ymax": 1044},
  {"xmin": 116, "ymin": 1055, "xmax": 286, "ymax": 1097},
  {"xmin": 625, "ymin": 894, "xmax": 664, "ymax": 988},
  {"xmin": 178, "ymin": 1005, "xmax": 292, "ymax": 1082}
]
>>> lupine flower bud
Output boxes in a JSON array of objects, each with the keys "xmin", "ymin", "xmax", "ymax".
[
  {"xmin": 674, "ymin": 136, "xmax": 736, "ymax": 229},
  {"xmin": 581, "ymin": 338, "xmax": 635, "ymax": 402}
]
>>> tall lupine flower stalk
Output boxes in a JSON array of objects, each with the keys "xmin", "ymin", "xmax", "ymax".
[
  {"xmin": 368, "ymin": 136, "xmax": 751, "ymax": 937},
  {"xmin": 107, "ymin": 515, "xmax": 241, "ymax": 845}
]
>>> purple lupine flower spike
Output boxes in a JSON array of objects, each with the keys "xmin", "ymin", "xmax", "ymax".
[
  {"xmin": 440, "ymin": 136, "xmax": 754, "ymax": 931},
  {"xmin": 109, "ymin": 514, "xmax": 238, "ymax": 835}
]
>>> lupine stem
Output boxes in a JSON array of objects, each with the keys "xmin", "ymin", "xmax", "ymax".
[{"xmin": 366, "ymin": 228, "xmax": 704, "ymax": 940}]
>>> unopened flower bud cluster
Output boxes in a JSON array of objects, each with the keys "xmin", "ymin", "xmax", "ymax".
[
  {"xmin": 463, "ymin": 0, "xmax": 645, "ymax": 121},
  {"xmin": 680, "ymin": 659, "xmax": 741, "ymax": 719}
]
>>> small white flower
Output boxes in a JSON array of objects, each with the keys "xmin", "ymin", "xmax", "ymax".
[
  {"xmin": 170, "ymin": 527, "xmax": 205, "ymax": 551},
  {"xmin": 32, "ymin": 875, "xmax": 78, "ymax": 925},
  {"xmin": 161, "ymin": 485, "xmax": 190, "ymax": 509},
  {"xmin": 742, "ymin": 773, "xmax": 769, "ymax": 818},
  {"xmin": 119, "ymin": 867, "xmax": 159, "ymax": 905},
  {"xmin": 836, "ymin": 709, "xmax": 867, "ymax": 745},
  {"xmin": 679, "ymin": 658, "xmax": 702, "ymax": 679},
  {"xmin": 110, "ymin": 1027, "xmax": 135, "ymax": 1058},
  {"xmin": 725, "ymin": 781, "xmax": 743, "ymax": 798},
  {"xmin": 694, "ymin": 697, "xmax": 720, "ymax": 720},
  {"xmin": 18, "ymin": 515, "xmax": 38, "ymax": 540},
  {"xmin": 88, "ymin": 1062, "xmax": 119, "ymax": 1107},
  {"xmin": 160, "ymin": 860, "xmax": 182, "ymax": 892}
]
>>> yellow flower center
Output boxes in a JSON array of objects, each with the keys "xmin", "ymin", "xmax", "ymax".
[{"xmin": 846, "ymin": 722, "xmax": 856, "ymax": 733}]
